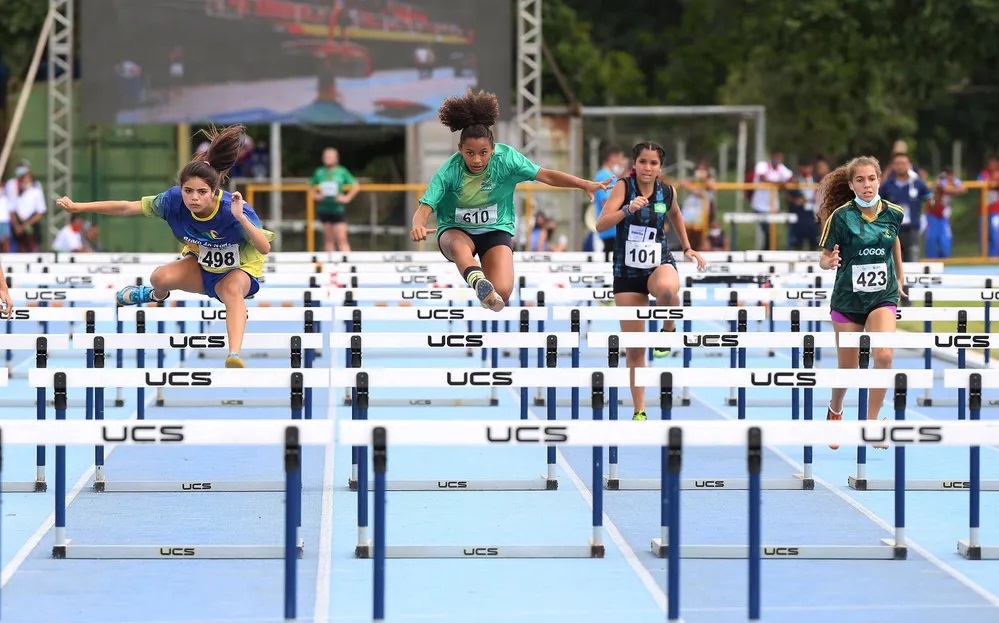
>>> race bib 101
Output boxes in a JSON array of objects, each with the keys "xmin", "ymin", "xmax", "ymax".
[
  {"xmin": 852, "ymin": 262, "xmax": 888, "ymax": 293},
  {"xmin": 625, "ymin": 240, "xmax": 660, "ymax": 269},
  {"xmin": 456, "ymin": 204, "xmax": 498, "ymax": 227},
  {"xmin": 198, "ymin": 244, "xmax": 240, "ymax": 270}
]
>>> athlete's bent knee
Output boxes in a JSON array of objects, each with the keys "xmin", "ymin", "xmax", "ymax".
[{"xmin": 873, "ymin": 348, "xmax": 894, "ymax": 369}]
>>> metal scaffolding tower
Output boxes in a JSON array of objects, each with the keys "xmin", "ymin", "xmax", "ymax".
[
  {"xmin": 515, "ymin": 0, "xmax": 542, "ymax": 163},
  {"xmin": 46, "ymin": 0, "xmax": 74, "ymax": 241}
]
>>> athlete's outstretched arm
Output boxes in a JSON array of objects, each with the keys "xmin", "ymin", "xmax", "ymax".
[
  {"xmin": 594, "ymin": 182, "xmax": 628, "ymax": 233},
  {"xmin": 665, "ymin": 186, "xmax": 707, "ymax": 270},
  {"xmin": 535, "ymin": 168, "xmax": 610, "ymax": 202},
  {"xmin": 56, "ymin": 197, "xmax": 142, "ymax": 217}
]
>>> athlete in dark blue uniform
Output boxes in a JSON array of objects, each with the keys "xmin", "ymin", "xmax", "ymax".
[{"xmin": 595, "ymin": 141, "xmax": 707, "ymax": 419}]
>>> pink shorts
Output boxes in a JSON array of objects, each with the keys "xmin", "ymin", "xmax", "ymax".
[{"xmin": 830, "ymin": 304, "xmax": 897, "ymax": 327}]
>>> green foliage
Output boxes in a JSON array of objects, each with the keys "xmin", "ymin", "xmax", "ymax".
[{"xmin": 0, "ymin": 0, "xmax": 52, "ymax": 89}]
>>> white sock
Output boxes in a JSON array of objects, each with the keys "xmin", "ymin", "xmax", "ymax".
[{"xmin": 828, "ymin": 404, "xmax": 842, "ymax": 415}]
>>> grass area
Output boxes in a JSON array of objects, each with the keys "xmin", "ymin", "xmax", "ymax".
[{"xmin": 897, "ymin": 298, "xmax": 998, "ymax": 357}]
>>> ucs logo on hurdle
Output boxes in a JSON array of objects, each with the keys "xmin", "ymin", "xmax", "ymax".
[
  {"xmin": 429, "ymin": 335, "xmax": 484, "ymax": 348},
  {"xmin": 169, "ymin": 336, "xmax": 227, "ymax": 349},
  {"xmin": 446, "ymin": 371, "xmax": 513, "ymax": 386},
  {"xmin": 417, "ymin": 309, "xmax": 464, "ymax": 320},
  {"xmin": 486, "ymin": 425, "xmax": 569, "ymax": 444},
  {"xmin": 401, "ymin": 290, "xmax": 444, "ymax": 300},
  {"xmin": 102, "ymin": 425, "xmax": 185, "ymax": 443},
  {"xmin": 684, "ymin": 334, "xmax": 739, "ymax": 347},
  {"xmin": 934, "ymin": 335, "xmax": 993, "ymax": 349},
  {"xmin": 750, "ymin": 372, "xmax": 817, "ymax": 387},
  {"xmin": 145, "ymin": 371, "xmax": 213, "ymax": 386}
]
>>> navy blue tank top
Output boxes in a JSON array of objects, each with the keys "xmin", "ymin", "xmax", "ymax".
[{"xmin": 613, "ymin": 176, "xmax": 675, "ymax": 278}]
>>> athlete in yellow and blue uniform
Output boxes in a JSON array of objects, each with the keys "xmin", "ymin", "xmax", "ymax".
[{"xmin": 56, "ymin": 124, "xmax": 273, "ymax": 368}]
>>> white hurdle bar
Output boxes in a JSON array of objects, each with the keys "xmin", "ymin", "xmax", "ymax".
[
  {"xmin": 837, "ymin": 333, "xmax": 999, "ymax": 492},
  {"xmin": 25, "ymin": 369, "xmax": 330, "ymax": 559},
  {"xmin": 944, "ymin": 369, "xmax": 999, "ymax": 559},
  {"xmin": 335, "ymin": 306, "xmax": 549, "ymax": 408},
  {"xmin": 114, "ymin": 306, "xmax": 327, "ymax": 408},
  {"xmin": 330, "ymin": 332, "xmax": 579, "ymax": 491},
  {"xmin": 551, "ymin": 305, "xmax": 767, "ymax": 408},
  {"xmin": 333, "ymin": 367, "xmax": 630, "ymax": 558},
  {"xmin": 586, "ymin": 331, "xmax": 839, "ymax": 491}
]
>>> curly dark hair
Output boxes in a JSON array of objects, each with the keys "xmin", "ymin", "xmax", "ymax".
[
  {"xmin": 179, "ymin": 124, "xmax": 247, "ymax": 191},
  {"xmin": 437, "ymin": 89, "xmax": 500, "ymax": 145},
  {"xmin": 814, "ymin": 155, "xmax": 882, "ymax": 225}
]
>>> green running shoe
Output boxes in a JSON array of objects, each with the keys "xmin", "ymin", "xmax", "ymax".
[
  {"xmin": 653, "ymin": 325, "xmax": 675, "ymax": 359},
  {"xmin": 633, "ymin": 410, "xmax": 647, "ymax": 421}
]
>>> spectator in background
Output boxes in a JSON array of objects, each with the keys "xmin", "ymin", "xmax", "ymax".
[
  {"xmin": 924, "ymin": 167, "xmax": 965, "ymax": 259},
  {"xmin": 976, "ymin": 156, "xmax": 999, "ymax": 257},
  {"xmin": 0, "ymin": 187, "xmax": 10, "ymax": 253},
  {"xmin": 311, "ymin": 147, "xmax": 360, "ymax": 252},
  {"xmin": 706, "ymin": 219, "xmax": 728, "ymax": 251},
  {"xmin": 749, "ymin": 150, "xmax": 793, "ymax": 250},
  {"xmin": 529, "ymin": 211, "xmax": 567, "ymax": 252},
  {"xmin": 592, "ymin": 145, "xmax": 626, "ymax": 260},
  {"xmin": 5, "ymin": 162, "xmax": 46, "ymax": 253},
  {"xmin": 679, "ymin": 159, "xmax": 716, "ymax": 252},
  {"xmin": 51, "ymin": 214, "xmax": 90, "ymax": 253},
  {"xmin": 785, "ymin": 159, "xmax": 820, "ymax": 250},
  {"xmin": 879, "ymin": 152, "xmax": 931, "ymax": 263}
]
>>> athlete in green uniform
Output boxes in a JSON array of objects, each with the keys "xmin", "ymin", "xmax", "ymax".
[
  {"xmin": 410, "ymin": 89, "xmax": 611, "ymax": 310},
  {"xmin": 816, "ymin": 155, "xmax": 907, "ymax": 449},
  {"xmin": 311, "ymin": 147, "xmax": 359, "ymax": 252}
]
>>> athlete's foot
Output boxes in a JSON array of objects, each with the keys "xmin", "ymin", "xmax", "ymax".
[
  {"xmin": 633, "ymin": 410, "xmax": 647, "ymax": 421},
  {"xmin": 827, "ymin": 407, "xmax": 842, "ymax": 450},
  {"xmin": 224, "ymin": 353, "xmax": 245, "ymax": 369},
  {"xmin": 653, "ymin": 325, "xmax": 676, "ymax": 359},
  {"xmin": 115, "ymin": 285, "xmax": 166, "ymax": 307},
  {"xmin": 474, "ymin": 278, "xmax": 505, "ymax": 311}
]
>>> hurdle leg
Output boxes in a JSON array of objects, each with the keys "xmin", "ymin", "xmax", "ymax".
[
  {"xmin": 373, "ymin": 428, "xmax": 387, "ymax": 622},
  {"xmin": 284, "ymin": 428, "xmax": 301, "ymax": 620},
  {"xmin": 652, "ymin": 373, "xmax": 673, "ymax": 554},
  {"xmin": 848, "ymin": 341, "xmax": 871, "ymax": 489},
  {"xmin": 890, "ymin": 376, "xmax": 907, "ymax": 559},
  {"xmin": 52, "ymin": 374, "xmax": 68, "ymax": 558},
  {"xmin": 35, "ymin": 385, "xmax": 46, "ymax": 491},
  {"xmin": 519, "ymin": 345, "xmax": 528, "ymax": 420},
  {"xmin": 960, "ymin": 375, "xmax": 983, "ymax": 559},
  {"xmin": 85, "ymin": 348, "xmax": 94, "ymax": 421},
  {"xmin": 355, "ymin": 374, "xmax": 371, "ymax": 556},
  {"xmin": 680, "ymin": 318, "xmax": 692, "ymax": 405},
  {"xmin": 115, "ymin": 317, "xmax": 125, "ymax": 406},
  {"xmin": 748, "ymin": 428, "xmax": 762, "ymax": 621},
  {"xmin": 490, "ymin": 320, "xmax": 499, "ymax": 405},
  {"xmin": 606, "ymin": 341, "xmax": 620, "ymax": 483},
  {"xmin": 667, "ymin": 427, "xmax": 682, "ymax": 622},
  {"xmin": 591, "ymin": 375, "xmax": 605, "ymax": 555}
]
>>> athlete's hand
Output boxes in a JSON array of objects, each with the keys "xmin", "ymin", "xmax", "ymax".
[
  {"xmin": 56, "ymin": 196, "xmax": 79, "ymax": 214},
  {"xmin": 628, "ymin": 196, "xmax": 649, "ymax": 213},
  {"xmin": 825, "ymin": 245, "xmax": 841, "ymax": 269},
  {"xmin": 230, "ymin": 191, "xmax": 246, "ymax": 220},
  {"xmin": 584, "ymin": 177, "xmax": 614, "ymax": 202},
  {"xmin": 898, "ymin": 280, "xmax": 909, "ymax": 299},
  {"xmin": 0, "ymin": 287, "xmax": 12, "ymax": 319},
  {"xmin": 410, "ymin": 226, "xmax": 435, "ymax": 242},
  {"xmin": 684, "ymin": 248, "xmax": 708, "ymax": 271}
]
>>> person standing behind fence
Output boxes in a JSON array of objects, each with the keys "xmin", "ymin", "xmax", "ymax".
[
  {"xmin": 976, "ymin": 156, "xmax": 999, "ymax": 257},
  {"xmin": 878, "ymin": 152, "xmax": 930, "ymax": 264},
  {"xmin": 311, "ymin": 147, "xmax": 360, "ymax": 253},
  {"xmin": 593, "ymin": 145, "xmax": 626, "ymax": 261},
  {"xmin": 923, "ymin": 167, "xmax": 964, "ymax": 259},
  {"xmin": 785, "ymin": 159, "xmax": 820, "ymax": 250},
  {"xmin": 679, "ymin": 159, "xmax": 716, "ymax": 252},
  {"xmin": 748, "ymin": 151, "xmax": 793, "ymax": 250}
]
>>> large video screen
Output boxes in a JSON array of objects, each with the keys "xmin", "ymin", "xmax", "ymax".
[{"xmin": 81, "ymin": 0, "xmax": 512, "ymax": 125}]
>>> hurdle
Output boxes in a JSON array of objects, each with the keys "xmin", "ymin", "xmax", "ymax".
[
  {"xmin": 944, "ymin": 370, "xmax": 999, "ymax": 559},
  {"xmin": 587, "ymin": 331, "xmax": 838, "ymax": 490},
  {"xmin": 115, "ymin": 306, "xmax": 329, "ymax": 408},
  {"xmin": 907, "ymin": 286, "xmax": 996, "ymax": 371},
  {"xmin": 551, "ymin": 304, "xmax": 767, "ymax": 408},
  {"xmin": 341, "ymin": 418, "xmax": 999, "ymax": 622},
  {"xmin": 338, "ymin": 330, "xmax": 574, "ymax": 492},
  {"xmin": 837, "ymin": 331, "xmax": 999, "ymax": 491},
  {"xmin": 333, "ymin": 368, "xmax": 630, "ymax": 558},
  {"xmin": 26, "ymin": 368, "xmax": 328, "ymax": 558},
  {"xmin": 632, "ymin": 367, "xmax": 934, "ymax": 559},
  {"xmin": 334, "ymin": 306, "xmax": 547, "ymax": 408}
]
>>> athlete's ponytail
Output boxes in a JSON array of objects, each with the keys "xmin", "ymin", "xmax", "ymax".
[
  {"xmin": 178, "ymin": 124, "xmax": 247, "ymax": 192},
  {"xmin": 815, "ymin": 156, "xmax": 881, "ymax": 227},
  {"xmin": 437, "ymin": 89, "xmax": 500, "ymax": 145}
]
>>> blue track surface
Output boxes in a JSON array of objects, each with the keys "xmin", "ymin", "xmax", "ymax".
[{"xmin": 1, "ymin": 269, "xmax": 998, "ymax": 622}]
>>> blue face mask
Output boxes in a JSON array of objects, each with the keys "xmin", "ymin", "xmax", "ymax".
[{"xmin": 854, "ymin": 193, "xmax": 880, "ymax": 208}]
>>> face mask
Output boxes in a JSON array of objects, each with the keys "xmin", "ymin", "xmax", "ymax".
[
  {"xmin": 854, "ymin": 193, "xmax": 880, "ymax": 208},
  {"xmin": 610, "ymin": 164, "xmax": 624, "ymax": 176}
]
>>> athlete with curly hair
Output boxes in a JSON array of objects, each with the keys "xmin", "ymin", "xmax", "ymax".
[{"xmin": 410, "ymin": 89, "xmax": 612, "ymax": 310}]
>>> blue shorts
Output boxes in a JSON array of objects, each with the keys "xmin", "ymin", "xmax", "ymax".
[
  {"xmin": 200, "ymin": 267, "xmax": 260, "ymax": 301},
  {"xmin": 0, "ymin": 222, "xmax": 10, "ymax": 240}
]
